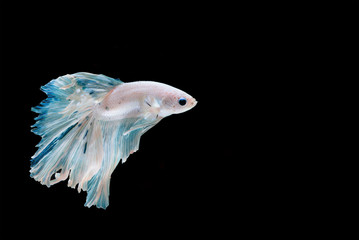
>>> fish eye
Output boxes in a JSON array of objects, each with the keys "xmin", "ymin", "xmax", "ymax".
[{"xmin": 178, "ymin": 98, "xmax": 187, "ymax": 106}]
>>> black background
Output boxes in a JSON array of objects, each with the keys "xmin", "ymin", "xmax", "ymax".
[
  {"xmin": 1, "ymin": 2, "xmax": 241, "ymax": 236},
  {"xmin": 1, "ymin": 1, "xmax": 359, "ymax": 238}
]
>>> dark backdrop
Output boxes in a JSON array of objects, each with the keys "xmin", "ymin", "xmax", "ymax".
[
  {"xmin": 1, "ymin": 2, "xmax": 242, "ymax": 236},
  {"xmin": 2, "ymin": 1, "xmax": 358, "ymax": 238}
]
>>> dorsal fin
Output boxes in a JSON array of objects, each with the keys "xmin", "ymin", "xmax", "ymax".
[{"xmin": 70, "ymin": 72, "xmax": 123, "ymax": 98}]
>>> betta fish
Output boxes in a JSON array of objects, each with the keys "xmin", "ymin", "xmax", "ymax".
[{"xmin": 30, "ymin": 72, "xmax": 197, "ymax": 209}]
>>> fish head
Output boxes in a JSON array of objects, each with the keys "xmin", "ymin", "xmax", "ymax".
[{"xmin": 159, "ymin": 88, "xmax": 197, "ymax": 117}]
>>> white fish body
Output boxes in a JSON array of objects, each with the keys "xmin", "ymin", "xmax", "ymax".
[
  {"xmin": 94, "ymin": 81, "xmax": 196, "ymax": 121},
  {"xmin": 30, "ymin": 72, "xmax": 197, "ymax": 209}
]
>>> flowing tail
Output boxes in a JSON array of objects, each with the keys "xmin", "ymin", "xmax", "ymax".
[{"xmin": 30, "ymin": 73, "xmax": 125, "ymax": 209}]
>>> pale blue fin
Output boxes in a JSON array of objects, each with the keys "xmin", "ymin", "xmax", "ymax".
[
  {"xmin": 31, "ymin": 72, "xmax": 122, "ymax": 151},
  {"xmin": 72, "ymin": 72, "xmax": 122, "ymax": 98},
  {"xmin": 31, "ymin": 73, "xmax": 160, "ymax": 209},
  {"xmin": 84, "ymin": 118, "xmax": 160, "ymax": 209}
]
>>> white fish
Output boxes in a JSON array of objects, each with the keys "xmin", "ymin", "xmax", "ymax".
[{"xmin": 30, "ymin": 72, "xmax": 197, "ymax": 209}]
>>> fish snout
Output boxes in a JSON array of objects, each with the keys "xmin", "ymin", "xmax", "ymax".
[{"xmin": 190, "ymin": 98, "xmax": 197, "ymax": 107}]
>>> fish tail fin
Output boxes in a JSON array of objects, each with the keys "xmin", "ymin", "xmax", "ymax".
[
  {"xmin": 30, "ymin": 72, "xmax": 121, "ymax": 194},
  {"xmin": 31, "ymin": 72, "xmax": 159, "ymax": 209}
]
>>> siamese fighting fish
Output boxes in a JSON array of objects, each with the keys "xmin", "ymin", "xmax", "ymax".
[{"xmin": 30, "ymin": 72, "xmax": 197, "ymax": 209}]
